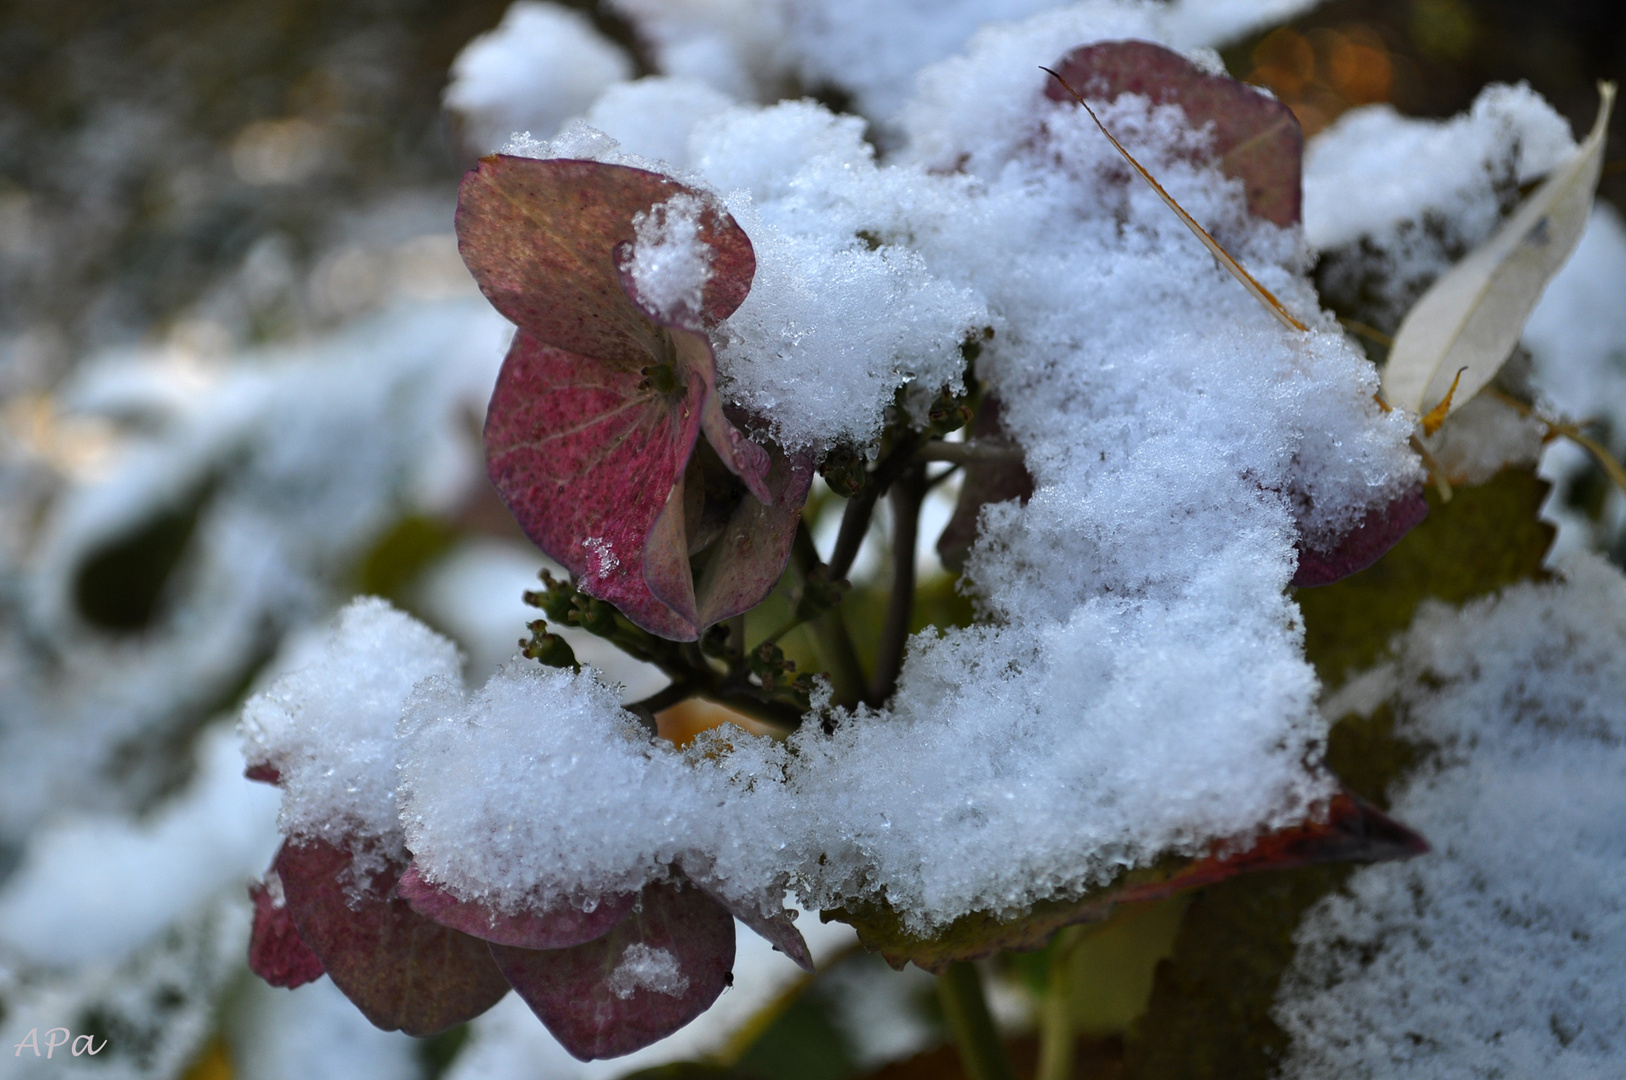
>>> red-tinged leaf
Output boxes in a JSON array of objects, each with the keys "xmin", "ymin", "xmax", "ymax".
[
  {"xmin": 825, "ymin": 789, "xmax": 1425, "ymax": 973},
  {"xmin": 1045, "ymin": 39, "xmax": 1303, "ymax": 227},
  {"xmin": 1293, "ymin": 485, "xmax": 1430, "ymax": 588},
  {"xmin": 274, "ymin": 839, "xmax": 511, "ymax": 1036},
  {"xmin": 457, "ymin": 157, "xmax": 754, "ymax": 366},
  {"xmin": 398, "ymin": 862, "xmax": 634, "ymax": 950},
  {"xmin": 244, "ymin": 763, "xmax": 281, "ymax": 785},
  {"xmin": 490, "ymin": 879, "xmax": 737, "ymax": 1060},
  {"xmin": 937, "ymin": 396, "xmax": 1033, "ymax": 573},
  {"xmin": 248, "ymin": 872, "xmax": 325, "ymax": 989},
  {"xmin": 484, "ymin": 330, "xmax": 709, "ymax": 640}
]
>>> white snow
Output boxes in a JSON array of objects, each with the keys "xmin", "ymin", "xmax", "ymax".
[
  {"xmin": 622, "ymin": 192, "xmax": 716, "ymax": 322},
  {"xmin": 241, "ymin": 597, "xmax": 462, "ymax": 848},
  {"xmin": 443, "ymin": 1, "xmax": 633, "ymax": 155},
  {"xmin": 1276, "ymin": 555, "xmax": 1626, "ymax": 1079},
  {"xmin": 608, "ymin": 944, "xmax": 690, "ymax": 999},
  {"xmin": 1304, "ymin": 83, "xmax": 1576, "ymax": 327}
]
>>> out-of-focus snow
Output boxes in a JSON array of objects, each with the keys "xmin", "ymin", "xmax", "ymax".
[
  {"xmin": 1277, "ymin": 555, "xmax": 1626, "ymax": 1079},
  {"xmin": 443, "ymin": 1, "xmax": 633, "ymax": 155}
]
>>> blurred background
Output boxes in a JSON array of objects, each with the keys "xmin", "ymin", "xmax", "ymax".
[{"xmin": 0, "ymin": 1, "xmax": 1621, "ymax": 1078}]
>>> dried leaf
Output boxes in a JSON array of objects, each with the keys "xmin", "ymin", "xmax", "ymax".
[
  {"xmin": 1292, "ymin": 484, "xmax": 1429, "ymax": 587},
  {"xmin": 398, "ymin": 862, "xmax": 634, "ymax": 950},
  {"xmin": 248, "ymin": 873, "xmax": 325, "ymax": 989},
  {"xmin": 1044, "ymin": 63, "xmax": 1307, "ymax": 333},
  {"xmin": 491, "ymin": 879, "xmax": 737, "ymax": 1060},
  {"xmin": 274, "ymin": 839, "xmax": 511, "ymax": 1036},
  {"xmin": 1382, "ymin": 83, "xmax": 1616, "ymax": 419},
  {"xmin": 1045, "ymin": 39, "xmax": 1303, "ymax": 227},
  {"xmin": 824, "ymin": 790, "xmax": 1424, "ymax": 974}
]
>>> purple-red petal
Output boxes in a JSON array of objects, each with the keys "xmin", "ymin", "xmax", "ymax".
[
  {"xmin": 248, "ymin": 874, "xmax": 325, "ymax": 989},
  {"xmin": 484, "ymin": 332, "xmax": 708, "ymax": 640},
  {"xmin": 1046, "ymin": 39, "xmax": 1303, "ymax": 227},
  {"xmin": 1294, "ymin": 485, "xmax": 1429, "ymax": 587},
  {"xmin": 273, "ymin": 839, "xmax": 511, "ymax": 1036},
  {"xmin": 456, "ymin": 157, "xmax": 754, "ymax": 367},
  {"xmin": 491, "ymin": 879, "xmax": 736, "ymax": 1061},
  {"xmin": 398, "ymin": 863, "xmax": 634, "ymax": 950}
]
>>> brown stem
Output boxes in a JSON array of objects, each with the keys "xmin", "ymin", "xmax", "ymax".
[{"xmin": 869, "ymin": 463, "xmax": 925, "ymax": 706}]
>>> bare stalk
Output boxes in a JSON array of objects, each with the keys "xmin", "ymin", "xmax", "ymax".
[{"xmin": 869, "ymin": 463, "xmax": 925, "ymax": 706}]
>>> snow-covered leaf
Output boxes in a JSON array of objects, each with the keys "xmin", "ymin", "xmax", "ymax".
[
  {"xmin": 398, "ymin": 861, "xmax": 634, "ymax": 949},
  {"xmin": 489, "ymin": 878, "xmax": 737, "ymax": 1060},
  {"xmin": 1382, "ymin": 83, "xmax": 1616, "ymax": 418},
  {"xmin": 1045, "ymin": 39, "xmax": 1304, "ymax": 227},
  {"xmin": 825, "ymin": 791, "xmax": 1425, "ymax": 974},
  {"xmin": 273, "ymin": 839, "xmax": 511, "ymax": 1036}
]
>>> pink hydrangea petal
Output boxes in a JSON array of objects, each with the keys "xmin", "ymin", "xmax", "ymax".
[
  {"xmin": 484, "ymin": 332, "xmax": 707, "ymax": 640},
  {"xmin": 273, "ymin": 839, "xmax": 511, "ymax": 1036},
  {"xmin": 397, "ymin": 864, "xmax": 636, "ymax": 950},
  {"xmin": 490, "ymin": 879, "xmax": 737, "ymax": 1061},
  {"xmin": 248, "ymin": 872, "xmax": 325, "ymax": 989},
  {"xmin": 692, "ymin": 443, "xmax": 815, "ymax": 628},
  {"xmin": 1045, "ymin": 39, "xmax": 1303, "ymax": 227},
  {"xmin": 457, "ymin": 157, "xmax": 753, "ymax": 367}
]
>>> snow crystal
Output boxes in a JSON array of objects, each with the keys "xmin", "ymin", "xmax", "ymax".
[
  {"xmin": 1305, "ymin": 83, "xmax": 1576, "ymax": 328},
  {"xmin": 239, "ymin": 597, "xmax": 462, "ymax": 847},
  {"xmin": 622, "ymin": 192, "xmax": 715, "ymax": 322},
  {"xmin": 608, "ymin": 943, "xmax": 691, "ymax": 999},
  {"xmin": 444, "ymin": 1, "xmax": 633, "ymax": 155},
  {"xmin": 1276, "ymin": 555, "xmax": 1626, "ymax": 1079},
  {"xmin": 397, "ymin": 661, "xmax": 708, "ymax": 910},
  {"xmin": 692, "ymin": 101, "xmax": 988, "ymax": 451}
]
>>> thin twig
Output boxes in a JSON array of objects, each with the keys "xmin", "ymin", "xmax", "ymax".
[
  {"xmin": 1485, "ymin": 386, "xmax": 1626, "ymax": 498},
  {"xmin": 829, "ymin": 434, "xmax": 924, "ymax": 580},
  {"xmin": 1337, "ymin": 316, "xmax": 1394, "ymax": 348},
  {"xmin": 869, "ymin": 464, "xmax": 926, "ymax": 706},
  {"xmin": 792, "ymin": 523, "xmax": 867, "ymax": 709}
]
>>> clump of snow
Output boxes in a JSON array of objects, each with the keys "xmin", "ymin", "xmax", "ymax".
[
  {"xmin": 397, "ymin": 661, "xmax": 704, "ymax": 911},
  {"xmin": 608, "ymin": 944, "xmax": 691, "ymax": 999},
  {"xmin": 1424, "ymin": 390, "xmax": 1547, "ymax": 485},
  {"xmin": 444, "ymin": 1, "xmax": 633, "ymax": 155},
  {"xmin": 1276, "ymin": 555, "xmax": 1626, "ymax": 1079},
  {"xmin": 693, "ymin": 101, "xmax": 989, "ymax": 451},
  {"xmin": 1526, "ymin": 204, "xmax": 1626, "ymax": 442},
  {"xmin": 1305, "ymin": 83, "xmax": 1576, "ymax": 328},
  {"xmin": 240, "ymin": 597, "xmax": 462, "ymax": 848},
  {"xmin": 622, "ymin": 193, "xmax": 716, "ymax": 322}
]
